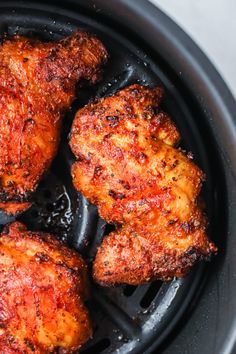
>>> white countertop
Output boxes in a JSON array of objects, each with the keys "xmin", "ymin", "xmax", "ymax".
[{"xmin": 150, "ymin": 0, "xmax": 236, "ymax": 98}]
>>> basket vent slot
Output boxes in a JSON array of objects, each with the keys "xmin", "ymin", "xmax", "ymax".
[
  {"xmin": 140, "ymin": 281, "xmax": 163, "ymax": 308},
  {"xmin": 123, "ymin": 285, "xmax": 137, "ymax": 297}
]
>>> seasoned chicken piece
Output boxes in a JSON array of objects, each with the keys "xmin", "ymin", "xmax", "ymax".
[
  {"xmin": 0, "ymin": 30, "xmax": 107, "ymax": 214},
  {"xmin": 0, "ymin": 222, "xmax": 92, "ymax": 353},
  {"xmin": 70, "ymin": 84, "xmax": 217, "ymax": 285}
]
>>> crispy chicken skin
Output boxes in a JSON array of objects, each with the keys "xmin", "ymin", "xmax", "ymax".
[
  {"xmin": 0, "ymin": 31, "xmax": 107, "ymax": 214},
  {"xmin": 70, "ymin": 84, "xmax": 217, "ymax": 285},
  {"xmin": 0, "ymin": 222, "xmax": 92, "ymax": 353}
]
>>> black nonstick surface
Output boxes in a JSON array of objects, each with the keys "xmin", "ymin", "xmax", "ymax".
[{"xmin": 0, "ymin": 1, "xmax": 235, "ymax": 354}]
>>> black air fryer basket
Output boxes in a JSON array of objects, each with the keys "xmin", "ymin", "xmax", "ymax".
[{"xmin": 0, "ymin": 1, "xmax": 236, "ymax": 354}]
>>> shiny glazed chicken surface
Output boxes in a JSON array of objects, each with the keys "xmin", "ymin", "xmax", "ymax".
[
  {"xmin": 0, "ymin": 222, "xmax": 92, "ymax": 353},
  {"xmin": 0, "ymin": 30, "xmax": 107, "ymax": 214},
  {"xmin": 70, "ymin": 84, "xmax": 217, "ymax": 285}
]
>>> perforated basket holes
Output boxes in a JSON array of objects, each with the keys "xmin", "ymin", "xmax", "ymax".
[
  {"xmin": 80, "ymin": 282, "xmax": 165, "ymax": 354},
  {"xmin": 80, "ymin": 279, "xmax": 186, "ymax": 354},
  {"xmin": 123, "ymin": 282, "xmax": 163, "ymax": 308},
  {"xmin": 93, "ymin": 281, "xmax": 164, "ymax": 324}
]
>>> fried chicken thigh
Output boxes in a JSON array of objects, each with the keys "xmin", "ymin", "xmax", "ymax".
[
  {"xmin": 70, "ymin": 84, "xmax": 217, "ymax": 285},
  {"xmin": 0, "ymin": 222, "xmax": 91, "ymax": 353},
  {"xmin": 0, "ymin": 31, "xmax": 107, "ymax": 214}
]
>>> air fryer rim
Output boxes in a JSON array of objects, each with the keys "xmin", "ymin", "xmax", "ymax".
[{"xmin": 0, "ymin": 1, "xmax": 235, "ymax": 354}]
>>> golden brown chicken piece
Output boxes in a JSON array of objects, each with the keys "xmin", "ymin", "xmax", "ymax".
[
  {"xmin": 70, "ymin": 84, "xmax": 217, "ymax": 285},
  {"xmin": 0, "ymin": 30, "xmax": 107, "ymax": 214},
  {"xmin": 0, "ymin": 222, "xmax": 92, "ymax": 353}
]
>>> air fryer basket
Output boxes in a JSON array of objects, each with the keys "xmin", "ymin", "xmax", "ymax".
[{"xmin": 0, "ymin": 1, "xmax": 235, "ymax": 354}]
